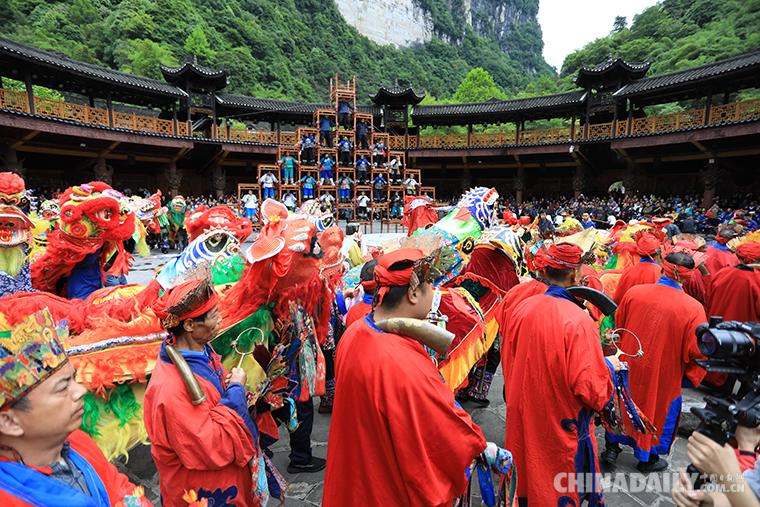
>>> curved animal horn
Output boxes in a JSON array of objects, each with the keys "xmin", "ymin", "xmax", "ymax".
[
  {"xmin": 165, "ymin": 344, "xmax": 207, "ymax": 405},
  {"xmin": 375, "ymin": 318, "xmax": 454, "ymax": 356}
]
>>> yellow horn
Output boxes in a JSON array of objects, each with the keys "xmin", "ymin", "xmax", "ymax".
[
  {"xmin": 375, "ymin": 318, "xmax": 454, "ymax": 356},
  {"xmin": 165, "ymin": 344, "xmax": 207, "ymax": 406}
]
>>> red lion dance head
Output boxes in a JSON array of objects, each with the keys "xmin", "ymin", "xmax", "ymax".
[{"xmin": 185, "ymin": 205, "xmax": 252, "ymax": 243}]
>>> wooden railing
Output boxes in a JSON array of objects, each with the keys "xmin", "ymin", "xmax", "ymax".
[
  {"xmin": 520, "ymin": 127, "xmax": 573, "ymax": 144},
  {"xmin": 0, "ymin": 89, "xmax": 29, "ymax": 112},
  {"xmin": 0, "ymin": 88, "xmax": 188, "ymax": 136},
  {"xmin": 709, "ymin": 98, "xmax": 760, "ymax": 125},
  {"xmin": 389, "ymin": 135, "xmax": 405, "ymax": 149},
  {"xmin": 1, "ymin": 88, "xmax": 758, "ymax": 149}
]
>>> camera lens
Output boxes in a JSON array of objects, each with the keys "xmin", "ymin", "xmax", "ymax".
[{"xmin": 698, "ymin": 329, "xmax": 755, "ymax": 359}]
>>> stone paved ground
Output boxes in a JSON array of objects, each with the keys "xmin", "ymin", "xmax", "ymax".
[{"xmin": 121, "ymin": 246, "xmax": 704, "ymax": 506}]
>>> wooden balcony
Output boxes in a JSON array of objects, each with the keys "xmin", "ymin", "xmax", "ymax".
[
  {"xmin": 0, "ymin": 88, "xmax": 188, "ymax": 136},
  {"xmin": 1, "ymin": 87, "xmax": 758, "ymax": 151}
]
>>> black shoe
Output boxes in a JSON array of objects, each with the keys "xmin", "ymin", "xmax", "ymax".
[
  {"xmin": 600, "ymin": 446, "xmax": 620, "ymax": 467},
  {"xmin": 469, "ymin": 398, "xmax": 490, "ymax": 408},
  {"xmin": 636, "ymin": 456, "xmax": 668, "ymax": 473},
  {"xmin": 287, "ymin": 456, "xmax": 326, "ymax": 474}
]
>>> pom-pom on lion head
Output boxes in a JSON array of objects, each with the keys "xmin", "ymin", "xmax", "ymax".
[
  {"xmin": 185, "ymin": 205, "xmax": 252, "ymax": 243},
  {"xmin": 58, "ymin": 182, "xmax": 135, "ymax": 241}
]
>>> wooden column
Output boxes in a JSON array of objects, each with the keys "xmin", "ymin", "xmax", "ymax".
[
  {"xmin": 276, "ymin": 121, "xmax": 281, "ymax": 144},
  {"xmin": 570, "ymin": 114, "xmax": 576, "ymax": 140},
  {"xmin": 467, "ymin": 124, "xmax": 473, "ymax": 147},
  {"xmin": 172, "ymin": 102, "xmax": 178, "ymax": 134},
  {"xmin": 627, "ymin": 100, "xmax": 633, "ymax": 135},
  {"xmin": 704, "ymin": 94, "xmax": 713, "ymax": 125},
  {"xmin": 24, "ymin": 72, "xmax": 35, "ymax": 114},
  {"xmin": 107, "ymin": 92, "xmax": 113, "ymax": 127},
  {"xmin": 88, "ymin": 96, "xmax": 95, "ymax": 108}
]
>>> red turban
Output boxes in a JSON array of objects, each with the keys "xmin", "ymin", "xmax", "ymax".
[
  {"xmin": 153, "ymin": 277, "xmax": 219, "ymax": 329},
  {"xmin": 634, "ymin": 231, "xmax": 662, "ymax": 257},
  {"xmin": 374, "ymin": 248, "xmax": 425, "ymax": 305},
  {"xmin": 544, "ymin": 243, "xmax": 583, "ymax": 270},
  {"xmin": 533, "ymin": 248, "xmax": 548, "ymax": 271},
  {"xmin": 661, "ymin": 257, "xmax": 694, "ymax": 283},
  {"xmin": 361, "ymin": 279, "xmax": 377, "ymax": 292},
  {"xmin": 737, "ymin": 241, "xmax": 760, "ymax": 264}
]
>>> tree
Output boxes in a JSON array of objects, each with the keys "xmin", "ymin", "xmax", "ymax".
[
  {"xmin": 452, "ymin": 68, "xmax": 507, "ymax": 103},
  {"xmin": 117, "ymin": 39, "xmax": 178, "ymax": 80},
  {"xmin": 613, "ymin": 16, "xmax": 627, "ymax": 32},
  {"xmin": 183, "ymin": 25, "xmax": 214, "ymax": 60}
]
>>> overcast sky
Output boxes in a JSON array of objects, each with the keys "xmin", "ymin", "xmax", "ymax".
[{"xmin": 538, "ymin": 0, "xmax": 660, "ymax": 71}]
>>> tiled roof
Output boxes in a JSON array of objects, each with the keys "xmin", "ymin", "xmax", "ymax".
[
  {"xmin": 370, "ymin": 85, "xmax": 426, "ymax": 105},
  {"xmin": 411, "ymin": 91, "xmax": 586, "ymax": 122},
  {"xmin": 160, "ymin": 59, "xmax": 228, "ymax": 91},
  {"xmin": 614, "ymin": 50, "xmax": 760, "ymax": 98},
  {"xmin": 216, "ymin": 93, "xmax": 323, "ymax": 114},
  {"xmin": 575, "ymin": 58, "xmax": 650, "ymax": 88},
  {"xmin": 0, "ymin": 36, "xmax": 187, "ymax": 98},
  {"xmin": 216, "ymin": 93, "xmax": 380, "ymax": 116}
]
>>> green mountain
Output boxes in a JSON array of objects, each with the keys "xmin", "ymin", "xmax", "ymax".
[
  {"xmin": 0, "ymin": 0, "xmax": 550, "ymax": 102},
  {"xmin": 547, "ymin": 0, "xmax": 760, "ymax": 94}
]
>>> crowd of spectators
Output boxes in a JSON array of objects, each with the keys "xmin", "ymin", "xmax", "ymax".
[{"xmin": 505, "ymin": 192, "xmax": 759, "ymax": 234}]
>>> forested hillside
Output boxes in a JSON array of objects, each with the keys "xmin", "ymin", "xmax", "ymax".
[{"xmin": 0, "ymin": 0, "xmax": 550, "ymax": 101}]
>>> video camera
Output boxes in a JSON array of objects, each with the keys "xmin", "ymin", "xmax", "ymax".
[{"xmin": 688, "ymin": 317, "xmax": 760, "ymax": 485}]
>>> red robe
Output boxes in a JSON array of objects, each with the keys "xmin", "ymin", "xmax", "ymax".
[
  {"xmin": 607, "ymin": 279, "xmax": 707, "ymax": 461},
  {"xmin": 323, "ymin": 317, "xmax": 486, "ymax": 506},
  {"xmin": 705, "ymin": 244, "xmax": 739, "ymax": 275},
  {"xmin": 0, "ymin": 430, "xmax": 149, "ymax": 507},
  {"xmin": 502, "ymin": 288, "xmax": 613, "ymax": 506},
  {"xmin": 144, "ymin": 345, "xmax": 257, "ymax": 507},
  {"xmin": 703, "ymin": 265, "xmax": 760, "ymax": 387},
  {"xmin": 402, "ymin": 196, "xmax": 438, "ymax": 236},
  {"xmin": 344, "ymin": 300, "xmax": 372, "ymax": 328},
  {"xmin": 613, "ymin": 259, "xmax": 661, "ymax": 303},
  {"xmin": 707, "ymin": 265, "xmax": 760, "ymax": 322}
]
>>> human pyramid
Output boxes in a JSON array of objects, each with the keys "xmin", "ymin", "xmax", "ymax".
[{"xmin": 0, "ymin": 169, "xmax": 759, "ymax": 506}]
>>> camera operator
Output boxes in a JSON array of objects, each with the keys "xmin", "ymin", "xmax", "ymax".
[{"xmin": 673, "ymin": 424, "xmax": 760, "ymax": 506}]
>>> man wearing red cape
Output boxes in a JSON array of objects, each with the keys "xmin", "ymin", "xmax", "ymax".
[
  {"xmin": 602, "ymin": 252, "xmax": 707, "ymax": 472},
  {"xmin": 708, "ymin": 241, "xmax": 760, "ymax": 323},
  {"xmin": 613, "ymin": 230, "xmax": 663, "ymax": 303},
  {"xmin": 401, "ymin": 195, "xmax": 438, "ymax": 236},
  {"xmin": 502, "ymin": 243, "xmax": 619, "ymax": 506},
  {"xmin": 323, "ymin": 248, "xmax": 489, "ymax": 506},
  {"xmin": 144, "ymin": 278, "xmax": 258, "ymax": 507},
  {"xmin": 705, "ymin": 224, "xmax": 741, "ymax": 275}
]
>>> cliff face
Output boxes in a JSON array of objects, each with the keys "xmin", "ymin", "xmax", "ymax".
[
  {"xmin": 467, "ymin": 0, "xmax": 541, "ymax": 53},
  {"xmin": 334, "ymin": 0, "xmax": 434, "ymax": 47},
  {"xmin": 334, "ymin": 0, "xmax": 546, "ymax": 73},
  {"xmin": 335, "ymin": 0, "xmax": 542, "ymax": 51}
]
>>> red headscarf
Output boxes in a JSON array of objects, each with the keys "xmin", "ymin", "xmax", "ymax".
[
  {"xmin": 153, "ymin": 277, "xmax": 219, "ymax": 329},
  {"xmin": 661, "ymin": 257, "xmax": 694, "ymax": 283},
  {"xmin": 544, "ymin": 243, "xmax": 583, "ymax": 270},
  {"xmin": 374, "ymin": 248, "xmax": 425, "ymax": 305},
  {"xmin": 737, "ymin": 241, "xmax": 760, "ymax": 264},
  {"xmin": 533, "ymin": 248, "xmax": 548, "ymax": 271},
  {"xmin": 634, "ymin": 231, "xmax": 662, "ymax": 257}
]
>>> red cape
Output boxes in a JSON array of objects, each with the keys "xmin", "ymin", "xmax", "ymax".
[
  {"xmin": 613, "ymin": 260, "xmax": 662, "ymax": 303},
  {"xmin": 0, "ymin": 430, "xmax": 148, "ymax": 507},
  {"xmin": 708, "ymin": 266, "xmax": 760, "ymax": 322},
  {"xmin": 608, "ymin": 282, "xmax": 706, "ymax": 460},
  {"xmin": 705, "ymin": 245, "xmax": 739, "ymax": 275},
  {"xmin": 502, "ymin": 292, "xmax": 613, "ymax": 506},
  {"xmin": 144, "ymin": 356, "xmax": 256, "ymax": 507},
  {"xmin": 402, "ymin": 196, "xmax": 438, "ymax": 236},
  {"xmin": 323, "ymin": 317, "xmax": 486, "ymax": 506},
  {"xmin": 344, "ymin": 300, "xmax": 372, "ymax": 328}
]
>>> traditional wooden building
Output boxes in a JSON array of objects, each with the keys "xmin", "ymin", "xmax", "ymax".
[{"xmin": 0, "ymin": 35, "xmax": 758, "ymax": 209}]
